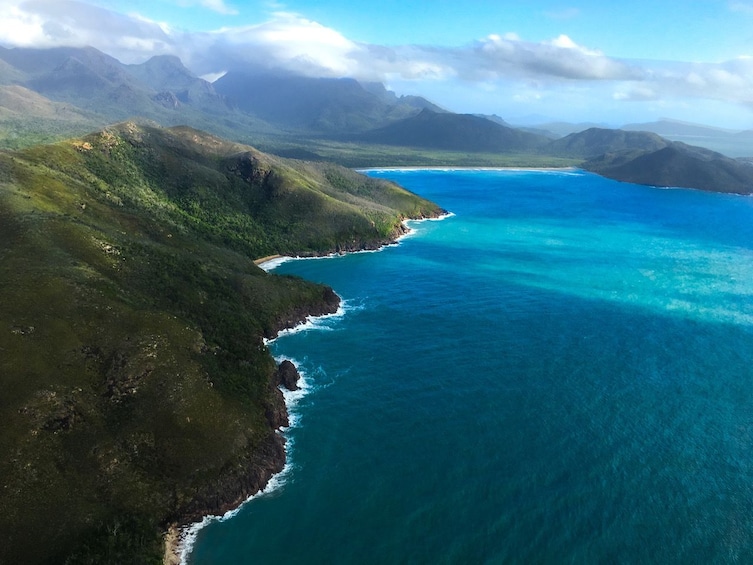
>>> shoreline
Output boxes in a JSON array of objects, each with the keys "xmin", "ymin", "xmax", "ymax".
[
  {"xmin": 254, "ymin": 212, "xmax": 454, "ymax": 271},
  {"xmin": 253, "ymin": 254, "xmax": 284, "ymax": 266},
  {"xmin": 165, "ymin": 309, "xmax": 340, "ymax": 565},
  {"xmin": 356, "ymin": 166, "xmax": 579, "ymax": 172},
  {"xmin": 167, "ymin": 211, "xmax": 451, "ymax": 564}
]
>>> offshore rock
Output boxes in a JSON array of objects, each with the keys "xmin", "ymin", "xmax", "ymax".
[{"xmin": 276, "ymin": 359, "xmax": 300, "ymax": 391}]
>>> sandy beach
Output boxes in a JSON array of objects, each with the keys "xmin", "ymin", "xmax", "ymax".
[{"xmin": 253, "ymin": 254, "xmax": 284, "ymax": 266}]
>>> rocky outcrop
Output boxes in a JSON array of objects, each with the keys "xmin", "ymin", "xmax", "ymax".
[
  {"xmin": 267, "ymin": 286, "xmax": 341, "ymax": 338},
  {"xmin": 173, "ymin": 431, "xmax": 286, "ymax": 525},
  {"xmin": 152, "ymin": 91, "xmax": 180, "ymax": 109},
  {"xmin": 276, "ymin": 359, "xmax": 301, "ymax": 391},
  {"xmin": 265, "ymin": 360, "xmax": 301, "ymax": 430},
  {"xmin": 265, "ymin": 386, "xmax": 289, "ymax": 430},
  {"xmin": 170, "ymin": 290, "xmax": 340, "ymax": 546}
]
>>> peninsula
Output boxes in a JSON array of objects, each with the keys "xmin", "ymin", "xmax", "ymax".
[{"xmin": 0, "ymin": 122, "xmax": 444, "ymax": 563}]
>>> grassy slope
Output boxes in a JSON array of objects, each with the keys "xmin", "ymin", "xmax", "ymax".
[{"xmin": 0, "ymin": 123, "xmax": 442, "ymax": 564}]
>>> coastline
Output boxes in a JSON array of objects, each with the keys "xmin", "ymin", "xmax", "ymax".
[
  {"xmin": 255, "ymin": 213, "xmax": 454, "ymax": 271},
  {"xmin": 356, "ymin": 166, "xmax": 579, "ymax": 173},
  {"xmin": 167, "ymin": 211, "xmax": 452, "ymax": 564},
  {"xmin": 253, "ymin": 254, "xmax": 284, "ymax": 266},
  {"xmin": 165, "ymin": 307, "xmax": 340, "ymax": 565}
]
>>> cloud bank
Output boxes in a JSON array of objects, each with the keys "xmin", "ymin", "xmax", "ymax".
[{"xmin": 1, "ymin": 0, "xmax": 752, "ymax": 122}]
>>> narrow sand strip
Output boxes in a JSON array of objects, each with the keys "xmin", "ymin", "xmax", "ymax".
[{"xmin": 254, "ymin": 254, "xmax": 284, "ymax": 266}]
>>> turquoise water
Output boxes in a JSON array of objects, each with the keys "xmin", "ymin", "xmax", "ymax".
[{"xmin": 188, "ymin": 169, "xmax": 753, "ymax": 564}]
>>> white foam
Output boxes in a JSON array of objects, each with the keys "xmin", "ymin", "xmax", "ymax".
[
  {"xmin": 406, "ymin": 212, "xmax": 455, "ymax": 225},
  {"xmin": 177, "ymin": 320, "xmax": 340, "ymax": 563},
  {"xmin": 259, "ymin": 214, "xmax": 455, "ymax": 276},
  {"xmin": 263, "ymin": 301, "xmax": 347, "ymax": 345},
  {"xmin": 274, "ymin": 356, "xmax": 313, "ymax": 428},
  {"xmin": 257, "ymin": 256, "xmax": 293, "ymax": 271},
  {"xmin": 177, "ymin": 456, "xmax": 295, "ymax": 564}
]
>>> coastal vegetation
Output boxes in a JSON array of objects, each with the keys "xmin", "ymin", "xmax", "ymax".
[
  {"xmin": 1, "ymin": 42, "xmax": 753, "ymax": 564},
  {"xmin": 0, "ymin": 122, "xmax": 442, "ymax": 563}
]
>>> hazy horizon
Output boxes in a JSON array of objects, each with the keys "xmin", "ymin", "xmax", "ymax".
[{"xmin": 2, "ymin": 0, "xmax": 753, "ymax": 129}]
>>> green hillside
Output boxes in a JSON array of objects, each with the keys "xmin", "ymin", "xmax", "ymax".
[
  {"xmin": 0, "ymin": 123, "xmax": 443, "ymax": 564},
  {"xmin": 583, "ymin": 141, "xmax": 753, "ymax": 194},
  {"xmin": 546, "ymin": 127, "xmax": 670, "ymax": 159},
  {"xmin": 358, "ymin": 109, "xmax": 550, "ymax": 152}
]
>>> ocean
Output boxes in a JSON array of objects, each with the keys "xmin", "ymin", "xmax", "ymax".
[{"xmin": 187, "ymin": 169, "xmax": 753, "ymax": 563}]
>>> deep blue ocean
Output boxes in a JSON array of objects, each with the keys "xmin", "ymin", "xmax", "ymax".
[{"xmin": 187, "ymin": 169, "xmax": 753, "ymax": 564}]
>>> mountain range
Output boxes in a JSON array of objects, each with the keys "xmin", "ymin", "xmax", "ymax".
[
  {"xmin": 1, "ymin": 45, "xmax": 752, "ymax": 193},
  {"xmin": 620, "ymin": 118, "xmax": 753, "ymax": 158}
]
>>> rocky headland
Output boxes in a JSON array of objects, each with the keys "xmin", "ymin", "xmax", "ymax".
[{"xmin": 0, "ymin": 123, "xmax": 444, "ymax": 564}]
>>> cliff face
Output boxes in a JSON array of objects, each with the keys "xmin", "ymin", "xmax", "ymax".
[{"xmin": 0, "ymin": 123, "xmax": 439, "ymax": 564}]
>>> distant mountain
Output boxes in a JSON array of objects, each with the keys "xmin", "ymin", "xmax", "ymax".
[
  {"xmin": 125, "ymin": 55, "xmax": 228, "ymax": 111},
  {"xmin": 358, "ymin": 109, "xmax": 550, "ymax": 152},
  {"xmin": 475, "ymin": 113, "xmax": 561, "ymax": 139},
  {"xmin": 213, "ymin": 71, "xmax": 435, "ymax": 133},
  {"xmin": 360, "ymin": 81, "xmax": 445, "ymax": 112},
  {"xmin": 0, "ymin": 45, "xmax": 110, "ymax": 75},
  {"xmin": 0, "ymin": 46, "xmax": 174, "ymax": 120},
  {"xmin": 0, "ymin": 84, "xmax": 96, "ymax": 119},
  {"xmin": 519, "ymin": 126, "xmax": 561, "ymax": 139},
  {"xmin": 125, "ymin": 54, "xmax": 200, "ymax": 92},
  {"xmin": 0, "ymin": 46, "xmax": 282, "ymax": 144},
  {"xmin": 474, "ymin": 113, "xmax": 512, "ymax": 127},
  {"xmin": 547, "ymin": 127, "xmax": 669, "ymax": 159},
  {"xmin": 621, "ymin": 118, "xmax": 737, "ymax": 138},
  {"xmin": 28, "ymin": 55, "xmax": 157, "ymax": 116},
  {"xmin": 621, "ymin": 119, "xmax": 753, "ymax": 158},
  {"xmin": 583, "ymin": 141, "xmax": 753, "ymax": 194},
  {"xmin": 2, "ymin": 44, "xmax": 751, "ymax": 179},
  {"xmin": 523, "ymin": 121, "xmax": 610, "ymax": 137},
  {"xmin": 0, "ymin": 85, "xmax": 106, "ymax": 148},
  {"xmin": 0, "ymin": 55, "xmax": 25, "ymax": 85}
]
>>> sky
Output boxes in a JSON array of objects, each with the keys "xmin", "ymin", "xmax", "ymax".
[{"xmin": 2, "ymin": 0, "xmax": 753, "ymax": 128}]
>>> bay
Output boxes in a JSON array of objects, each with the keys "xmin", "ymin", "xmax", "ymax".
[{"xmin": 188, "ymin": 169, "xmax": 753, "ymax": 564}]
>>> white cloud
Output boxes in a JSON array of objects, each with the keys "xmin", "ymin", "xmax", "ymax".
[
  {"xmin": 468, "ymin": 33, "xmax": 640, "ymax": 81},
  {"xmin": 196, "ymin": 13, "xmax": 362, "ymax": 76},
  {"xmin": 545, "ymin": 34, "xmax": 602, "ymax": 57},
  {"xmin": 200, "ymin": 70, "xmax": 227, "ymax": 82},
  {"xmin": 0, "ymin": 1, "xmax": 752, "ymax": 121},
  {"xmin": 0, "ymin": 0, "xmax": 174, "ymax": 60},
  {"xmin": 201, "ymin": 0, "xmax": 237, "ymax": 15}
]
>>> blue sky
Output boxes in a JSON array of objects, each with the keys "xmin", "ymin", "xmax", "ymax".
[{"xmin": 3, "ymin": 0, "xmax": 753, "ymax": 128}]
